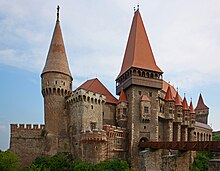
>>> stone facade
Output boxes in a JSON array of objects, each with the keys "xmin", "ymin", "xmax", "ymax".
[{"xmin": 9, "ymin": 7, "xmax": 213, "ymax": 171}]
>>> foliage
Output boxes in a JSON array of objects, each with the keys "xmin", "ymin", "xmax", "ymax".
[
  {"xmin": 190, "ymin": 151, "xmax": 214, "ymax": 171},
  {"xmin": 212, "ymin": 134, "xmax": 220, "ymax": 141},
  {"xmin": 95, "ymin": 159, "xmax": 132, "ymax": 171},
  {"xmin": 23, "ymin": 153, "xmax": 132, "ymax": 171},
  {"xmin": 0, "ymin": 150, "xmax": 19, "ymax": 171}
]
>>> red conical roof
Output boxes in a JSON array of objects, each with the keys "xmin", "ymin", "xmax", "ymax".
[
  {"xmin": 195, "ymin": 94, "xmax": 209, "ymax": 110},
  {"xmin": 118, "ymin": 89, "xmax": 128, "ymax": 103},
  {"xmin": 141, "ymin": 95, "xmax": 150, "ymax": 101},
  {"xmin": 117, "ymin": 10, "xmax": 162, "ymax": 79},
  {"xmin": 189, "ymin": 100, "xmax": 196, "ymax": 114},
  {"xmin": 164, "ymin": 86, "xmax": 175, "ymax": 101},
  {"xmin": 175, "ymin": 91, "xmax": 182, "ymax": 106},
  {"xmin": 42, "ymin": 7, "xmax": 72, "ymax": 78},
  {"xmin": 182, "ymin": 97, "xmax": 190, "ymax": 111},
  {"xmin": 77, "ymin": 78, "xmax": 118, "ymax": 104}
]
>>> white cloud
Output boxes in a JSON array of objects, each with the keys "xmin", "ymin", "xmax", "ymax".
[{"xmin": 0, "ymin": 0, "xmax": 219, "ymax": 91}]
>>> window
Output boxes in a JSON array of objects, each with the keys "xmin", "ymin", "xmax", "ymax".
[
  {"xmin": 123, "ymin": 108, "xmax": 126, "ymax": 115},
  {"xmin": 139, "ymin": 91, "xmax": 142, "ymax": 95},
  {"xmin": 118, "ymin": 109, "xmax": 120, "ymax": 116},
  {"xmin": 90, "ymin": 122, "xmax": 96, "ymax": 130},
  {"xmin": 91, "ymin": 105, "xmax": 93, "ymax": 109},
  {"xmin": 149, "ymin": 92, "xmax": 152, "ymax": 97},
  {"xmin": 169, "ymin": 110, "xmax": 172, "ymax": 114},
  {"xmin": 144, "ymin": 106, "xmax": 149, "ymax": 113}
]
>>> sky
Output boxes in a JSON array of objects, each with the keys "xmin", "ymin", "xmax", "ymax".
[{"xmin": 0, "ymin": 0, "xmax": 220, "ymax": 150}]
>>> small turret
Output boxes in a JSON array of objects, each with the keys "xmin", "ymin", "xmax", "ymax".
[
  {"xmin": 164, "ymin": 86, "xmax": 175, "ymax": 119},
  {"xmin": 195, "ymin": 94, "xmax": 209, "ymax": 124},
  {"xmin": 182, "ymin": 96, "xmax": 190, "ymax": 125},
  {"xmin": 174, "ymin": 91, "xmax": 183, "ymax": 123},
  {"xmin": 41, "ymin": 6, "xmax": 72, "ymax": 139},
  {"xmin": 189, "ymin": 99, "xmax": 196, "ymax": 127},
  {"xmin": 116, "ymin": 89, "xmax": 128, "ymax": 127},
  {"xmin": 181, "ymin": 96, "xmax": 190, "ymax": 141}
]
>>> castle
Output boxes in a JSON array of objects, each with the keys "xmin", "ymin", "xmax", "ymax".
[{"xmin": 10, "ymin": 6, "xmax": 212, "ymax": 170}]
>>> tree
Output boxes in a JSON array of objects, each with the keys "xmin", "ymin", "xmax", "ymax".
[
  {"xmin": 0, "ymin": 150, "xmax": 19, "ymax": 171},
  {"xmin": 24, "ymin": 153, "xmax": 132, "ymax": 171}
]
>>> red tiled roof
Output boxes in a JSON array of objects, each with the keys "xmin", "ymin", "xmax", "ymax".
[
  {"xmin": 77, "ymin": 78, "xmax": 118, "ymax": 104},
  {"xmin": 189, "ymin": 100, "xmax": 196, "ymax": 114},
  {"xmin": 162, "ymin": 81, "xmax": 178, "ymax": 98},
  {"xmin": 195, "ymin": 94, "xmax": 209, "ymax": 110},
  {"xmin": 164, "ymin": 86, "xmax": 175, "ymax": 101},
  {"xmin": 118, "ymin": 89, "xmax": 128, "ymax": 103},
  {"xmin": 42, "ymin": 16, "xmax": 72, "ymax": 78},
  {"xmin": 117, "ymin": 10, "xmax": 162, "ymax": 79},
  {"xmin": 141, "ymin": 95, "xmax": 150, "ymax": 101},
  {"xmin": 175, "ymin": 91, "xmax": 182, "ymax": 106},
  {"xmin": 182, "ymin": 97, "xmax": 190, "ymax": 111}
]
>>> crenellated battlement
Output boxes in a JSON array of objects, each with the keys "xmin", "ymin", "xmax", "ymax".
[
  {"xmin": 11, "ymin": 124, "xmax": 45, "ymax": 130},
  {"xmin": 66, "ymin": 89, "xmax": 106, "ymax": 105},
  {"xmin": 103, "ymin": 125, "xmax": 127, "ymax": 139},
  {"xmin": 81, "ymin": 129, "xmax": 107, "ymax": 141},
  {"xmin": 10, "ymin": 124, "xmax": 45, "ymax": 139},
  {"xmin": 42, "ymin": 87, "xmax": 72, "ymax": 97}
]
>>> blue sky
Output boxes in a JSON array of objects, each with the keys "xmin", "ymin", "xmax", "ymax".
[{"xmin": 0, "ymin": 0, "xmax": 220, "ymax": 150}]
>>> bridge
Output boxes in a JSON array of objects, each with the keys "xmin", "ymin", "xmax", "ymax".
[{"xmin": 139, "ymin": 141, "xmax": 220, "ymax": 152}]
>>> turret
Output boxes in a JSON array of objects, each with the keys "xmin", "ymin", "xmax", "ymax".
[
  {"xmin": 173, "ymin": 91, "xmax": 182, "ymax": 141},
  {"xmin": 195, "ymin": 94, "xmax": 209, "ymax": 124},
  {"xmin": 174, "ymin": 90, "xmax": 183, "ymax": 123},
  {"xmin": 164, "ymin": 85, "xmax": 175, "ymax": 119},
  {"xmin": 181, "ymin": 96, "xmax": 190, "ymax": 141},
  {"xmin": 189, "ymin": 99, "xmax": 196, "ymax": 127},
  {"xmin": 41, "ymin": 6, "xmax": 72, "ymax": 137},
  {"xmin": 182, "ymin": 96, "xmax": 190, "ymax": 126},
  {"xmin": 116, "ymin": 89, "xmax": 128, "ymax": 127}
]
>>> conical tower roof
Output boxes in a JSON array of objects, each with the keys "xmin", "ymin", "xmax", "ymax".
[
  {"xmin": 195, "ymin": 94, "xmax": 209, "ymax": 110},
  {"xmin": 118, "ymin": 89, "xmax": 128, "ymax": 103},
  {"xmin": 165, "ymin": 86, "xmax": 175, "ymax": 101},
  {"xmin": 189, "ymin": 100, "xmax": 196, "ymax": 114},
  {"xmin": 182, "ymin": 97, "xmax": 190, "ymax": 111},
  {"xmin": 175, "ymin": 91, "xmax": 182, "ymax": 106},
  {"xmin": 42, "ymin": 6, "xmax": 72, "ymax": 78},
  {"xmin": 117, "ymin": 10, "xmax": 162, "ymax": 79}
]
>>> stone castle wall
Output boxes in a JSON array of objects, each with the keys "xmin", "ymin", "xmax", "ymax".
[{"xmin": 10, "ymin": 124, "xmax": 46, "ymax": 167}]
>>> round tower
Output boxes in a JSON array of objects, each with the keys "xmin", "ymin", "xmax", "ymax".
[{"xmin": 41, "ymin": 6, "xmax": 73, "ymax": 136}]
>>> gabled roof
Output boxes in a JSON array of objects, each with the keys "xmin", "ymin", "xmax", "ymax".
[
  {"xmin": 164, "ymin": 86, "xmax": 175, "ymax": 101},
  {"xmin": 175, "ymin": 91, "xmax": 182, "ymax": 106},
  {"xmin": 77, "ymin": 78, "xmax": 118, "ymax": 104},
  {"xmin": 117, "ymin": 10, "xmax": 162, "ymax": 79},
  {"xmin": 195, "ymin": 94, "xmax": 209, "ymax": 110},
  {"xmin": 42, "ymin": 8, "xmax": 72, "ymax": 78},
  {"xmin": 141, "ymin": 95, "xmax": 150, "ymax": 101},
  {"xmin": 182, "ymin": 97, "xmax": 190, "ymax": 111},
  {"xmin": 189, "ymin": 100, "xmax": 196, "ymax": 114},
  {"xmin": 118, "ymin": 89, "xmax": 128, "ymax": 104}
]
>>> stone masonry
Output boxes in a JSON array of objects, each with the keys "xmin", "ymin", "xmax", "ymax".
[{"xmin": 10, "ymin": 6, "xmax": 212, "ymax": 170}]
